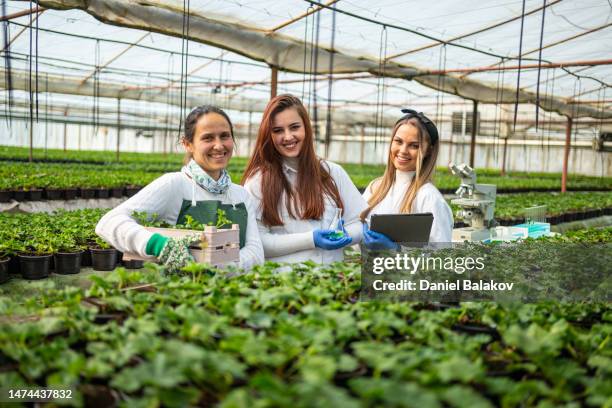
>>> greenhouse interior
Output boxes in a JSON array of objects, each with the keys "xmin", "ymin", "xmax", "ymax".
[{"xmin": 0, "ymin": 0, "xmax": 611, "ymax": 406}]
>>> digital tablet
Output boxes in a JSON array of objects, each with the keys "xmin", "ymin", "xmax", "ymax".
[{"xmin": 370, "ymin": 213, "xmax": 434, "ymax": 243}]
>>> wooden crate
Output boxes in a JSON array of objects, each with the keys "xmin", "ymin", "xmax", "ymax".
[{"xmin": 122, "ymin": 224, "xmax": 240, "ymax": 268}]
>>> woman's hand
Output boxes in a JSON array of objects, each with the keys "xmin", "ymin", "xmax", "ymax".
[
  {"xmin": 158, "ymin": 235, "xmax": 197, "ymax": 273},
  {"xmin": 362, "ymin": 223, "xmax": 399, "ymax": 250},
  {"xmin": 313, "ymin": 222, "xmax": 353, "ymax": 250}
]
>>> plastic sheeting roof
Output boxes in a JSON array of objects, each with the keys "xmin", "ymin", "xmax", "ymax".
[{"xmin": 2, "ymin": 0, "xmax": 611, "ymax": 123}]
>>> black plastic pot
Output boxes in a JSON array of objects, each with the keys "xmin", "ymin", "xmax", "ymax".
[
  {"xmin": 80, "ymin": 188, "xmax": 96, "ymax": 199},
  {"xmin": 45, "ymin": 189, "xmax": 64, "ymax": 200},
  {"xmin": 125, "ymin": 186, "xmax": 141, "ymax": 197},
  {"xmin": 0, "ymin": 258, "xmax": 9, "ymax": 284},
  {"xmin": 123, "ymin": 259, "xmax": 144, "ymax": 269},
  {"xmin": 111, "ymin": 187, "xmax": 124, "ymax": 198},
  {"xmin": 27, "ymin": 189, "xmax": 43, "ymax": 201},
  {"xmin": 97, "ymin": 189, "xmax": 110, "ymax": 199},
  {"xmin": 90, "ymin": 248, "xmax": 118, "ymax": 271},
  {"xmin": 8, "ymin": 256, "xmax": 19, "ymax": 274},
  {"xmin": 0, "ymin": 190, "xmax": 13, "ymax": 202},
  {"xmin": 54, "ymin": 251, "xmax": 83, "ymax": 275},
  {"xmin": 81, "ymin": 249, "xmax": 92, "ymax": 267},
  {"xmin": 12, "ymin": 190, "xmax": 26, "ymax": 201},
  {"xmin": 18, "ymin": 254, "xmax": 52, "ymax": 280},
  {"xmin": 64, "ymin": 188, "xmax": 78, "ymax": 200}
]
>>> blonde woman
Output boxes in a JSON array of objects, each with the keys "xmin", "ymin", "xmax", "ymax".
[{"xmin": 361, "ymin": 109, "xmax": 453, "ymax": 247}]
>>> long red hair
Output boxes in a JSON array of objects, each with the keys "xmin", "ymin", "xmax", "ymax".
[{"xmin": 241, "ymin": 94, "xmax": 343, "ymax": 226}]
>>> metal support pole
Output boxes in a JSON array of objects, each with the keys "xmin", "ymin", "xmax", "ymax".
[
  {"xmin": 116, "ymin": 98, "xmax": 121, "ymax": 161},
  {"xmin": 360, "ymin": 124, "xmax": 365, "ymax": 165},
  {"xmin": 28, "ymin": 122, "xmax": 33, "ymax": 162},
  {"xmin": 469, "ymin": 100, "xmax": 478, "ymax": 167},
  {"xmin": 247, "ymin": 111, "xmax": 253, "ymax": 154},
  {"xmin": 270, "ymin": 66, "xmax": 278, "ymax": 99},
  {"xmin": 501, "ymin": 137, "xmax": 508, "ymax": 176},
  {"xmin": 561, "ymin": 116, "xmax": 572, "ymax": 193},
  {"xmin": 62, "ymin": 108, "xmax": 68, "ymax": 152}
]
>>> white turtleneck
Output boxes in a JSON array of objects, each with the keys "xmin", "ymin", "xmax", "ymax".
[
  {"xmin": 362, "ymin": 170, "xmax": 453, "ymax": 243},
  {"xmin": 243, "ymin": 159, "xmax": 367, "ymax": 264}
]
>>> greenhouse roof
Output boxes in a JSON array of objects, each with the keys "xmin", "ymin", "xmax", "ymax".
[{"xmin": 1, "ymin": 0, "xmax": 611, "ymax": 122}]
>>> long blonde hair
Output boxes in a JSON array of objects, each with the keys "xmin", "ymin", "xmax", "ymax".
[{"xmin": 360, "ymin": 117, "xmax": 439, "ymax": 221}]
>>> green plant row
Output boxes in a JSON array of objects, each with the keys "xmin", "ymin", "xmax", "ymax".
[
  {"xmin": 2, "ymin": 146, "xmax": 611, "ymax": 191},
  {"xmin": 0, "ymin": 209, "xmax": 109, "ymax": 258},
  {"xmin": 0, "ymin": 259, "xmax": 610, "ymax": 407},
  {"xmin": 0, "ymin": 146, "xmax": 187, "ymax": 165},
  {"xmin": 449, "ymin": 191, "xmax": 612, "ymax": 220},
  {"xmin": 491, "ymin": 192, "xmax": 612, "ymax": 219},
  {"xmin": 537, "ymin": 227, "xmax": 612, "ymax": 243},
  {"xmin": 0, "ymin": 162, "xmax": 160, "ymax": 190}
]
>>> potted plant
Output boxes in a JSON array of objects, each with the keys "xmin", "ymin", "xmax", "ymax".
[
  {"xmin": 0, "ymin": 246, "xmax": 10, "ymax": 284},
  {"xmin": 54, "ymin": 233, "xmax": 84, "ymax": 275},
  {"xmin": 90, "ymin": 237, "xmax": 118, "ymax": 271},
  {"xmin": 18, "ymin": 238, "xmax": 54, "ymax": 280}
]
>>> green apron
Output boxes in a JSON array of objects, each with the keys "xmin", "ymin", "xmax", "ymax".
[{"xmin": 177, "ymin": 200, "xmax": 248, "ymax": 248}]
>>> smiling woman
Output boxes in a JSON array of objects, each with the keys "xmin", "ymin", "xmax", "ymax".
[
  {"xmin": 361, "ymin": 109, "xmax": 453, "ymax": 245},
  {"xmin": 95, "ymin": 106, "xmax": 264, "ymax": 272},
  {"xmin": 241, "ymin": 94, "xmax": 366, "ymax": 264}
]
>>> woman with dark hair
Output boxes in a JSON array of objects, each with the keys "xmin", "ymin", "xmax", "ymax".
[
  {"xmin": 96, "ymin": 105, "xmax": 263, "ymax": 271},
  {"xmin": 361, "ymin": 109, "xmax": 453, "ymax": 247},
  {"xmin": 242, "ymin": 94, "xmax": 366, "ymax": 264}
]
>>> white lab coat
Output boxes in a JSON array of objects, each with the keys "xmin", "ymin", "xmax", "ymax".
[
  {"xmin": 243, "ymin": 159, "xmax": 367, "ymax": 264},
  {"xmin": 362, "ymin": 170, "xmax": 453, "ymax": 243},
  {"xmin": 95, "ymin": 172, "xmax": 264, "ymax": 270}
]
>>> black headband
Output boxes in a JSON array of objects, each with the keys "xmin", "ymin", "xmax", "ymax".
[{"xmin": 396, "ymin": 109, "xmax": 439, "ymax": 145}]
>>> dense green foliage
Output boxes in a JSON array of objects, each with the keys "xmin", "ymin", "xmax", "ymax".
[
  {"xmin": 0, "ymin": 200, "xmax": 609, "ymax": 405},
  {"xmin": 1, "ymin": 146, "xmax": 610, "ymax": 191},
  {"xmin": 451, "ymin": 192, "xmax": 612, "ymax": 220},
  {"xmin": 0, "ymin": 209, "xmax": 108, "ymax": 257},
  {"xmin": 0, "ymin": 162, "xmax": 159, "ymax": 190},
  {"xmin": 0, "ymin": 261, "xmax": 610, "ymax": 407}
]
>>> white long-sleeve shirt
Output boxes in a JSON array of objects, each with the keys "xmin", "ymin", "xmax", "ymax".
[
  {"xmin": 362, "ymin": 170, "xmax": 453, "ymax": 243},
  {"xmin": 243, "ymin": 159, "xmax": 367, "ymax": 264},
  {"xmin": 95, "ymin": 172, "xmax": 264, "ymax": 270}
]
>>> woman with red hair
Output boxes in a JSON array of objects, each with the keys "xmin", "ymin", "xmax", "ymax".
[{"xmin": 242, "ymin": 94, "xmax": 366, "ymax": 264}]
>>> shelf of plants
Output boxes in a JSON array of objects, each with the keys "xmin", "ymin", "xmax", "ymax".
[{"xmin": 1, "ymin": 147, "xmax": 610, "ymax": 198}]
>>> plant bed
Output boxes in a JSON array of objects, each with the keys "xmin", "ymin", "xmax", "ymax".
[
  {"xmin": 80, "ymin": 188, "xmax": 96, "ymax": 199},
  {"xmin": 90, "ymin": 248, "xmax": 118, "ymax": 271},
  {"xmin": 0, "ymin": 258, "xmax": 9, "ymax": 284},
  {"xmin": 54, "ymin": 251, "xmax": 83, "ymax": 275},
  {"xmin": 44, "ymin": 188, "xmax": 64, "ymax": 200},
  {"xmin": 18, "ymin": 253, "xmax": 52, "ymax": 279},
  {"xmin": 0, "ymin": 190, "xmax": 13, "ymax": 202}
]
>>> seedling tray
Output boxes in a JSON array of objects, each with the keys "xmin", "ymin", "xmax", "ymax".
[{"xmin": 122, "ymin": 224, "xmax": 240, "ymax": 268}]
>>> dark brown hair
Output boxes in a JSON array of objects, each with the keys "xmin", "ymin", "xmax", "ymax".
[
  {"xmin": 241, "ymin": 94, "xmax": 343, "ymax": 226},
  {"xmin": 181, "ymin": 105, "xmax": 234, "ymax": 164}
]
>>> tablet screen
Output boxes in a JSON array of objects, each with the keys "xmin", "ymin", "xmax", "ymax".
[{"xmin": 370, "ymin": 213, "xmax": 434, "ymax": 243}]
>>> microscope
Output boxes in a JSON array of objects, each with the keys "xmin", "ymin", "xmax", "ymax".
[{"xmin": 449, "ymin": 163, "xmax": 497, "ymax": 242}]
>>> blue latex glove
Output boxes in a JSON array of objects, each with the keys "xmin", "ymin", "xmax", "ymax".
[
  {"xmin": 362, "ymin": 223, "xmax": 399, "ymax": 250},
  {"xmin": 313, "ymin": 221, "xmax": 353, "ymax": 250}
]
